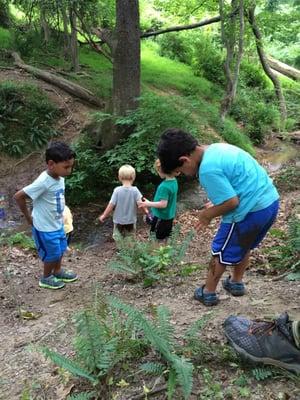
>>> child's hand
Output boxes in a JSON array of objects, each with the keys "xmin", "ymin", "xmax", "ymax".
[
  {"xmin": 195, "ymin": 210, "xmax": 212, "ymax": 232},
  {"xmin": 138, "ymin": 197, "xmax": 149, "ymax": 208},
  {"xmin": 99, "ymin": 214, "xmax": 106, "ymax": 223}
]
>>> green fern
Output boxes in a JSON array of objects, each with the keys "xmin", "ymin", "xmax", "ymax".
[
  {"xmin": 140, "ymin": 362, "xmax": 166, "ymax": 375},
  {"xmin": 67, "ymin": 392, "xmax": 95, "ymax": 400},
  {"xmin": 156, "ymin": 306, "xmax": 176, "ymax": 351},
  {"xmin": 110, "ymin": 297, "xmax": 194, "ymax": 400},
  {"xmin": 252, "ymin": 366, "xmax": 276, "ymax": 381},
  {"xmin": 41, "ymin": 348, "xmax": 97, "ymax": 384}
]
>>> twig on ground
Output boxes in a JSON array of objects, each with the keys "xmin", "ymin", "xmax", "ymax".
[{"xmin": 11, "ymin": 151, "xmax": 42, "ymax": 173}]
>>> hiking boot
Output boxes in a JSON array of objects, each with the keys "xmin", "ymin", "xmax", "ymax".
[
  {"xmin": 39, "ymin": 275, "xmax": 65, "ymax": 290},
  {"xmin": 222, "ymin": 276, "xmax": 245, "ymax": 296},
  {"xmin": 224, "ymin": 312, "xmax": 300, "ymax": 373},
  {"xmin": 54, "ymin": 269, "xmax": 78, "ymax": 283},
  {"xmin": 194, "ymin": 285, "xmax": 219, "ymax": 306}
]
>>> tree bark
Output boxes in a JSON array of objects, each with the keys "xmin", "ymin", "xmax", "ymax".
[
  {"xmin": 267, "ymin": 57, "xmax": 300, "ymax": 81},
  {"xmin": 61, "ymin": 5, "xmax": 70, "ymax": 60},
  {"xmin": 112, "ymin": 0, "xmax": 140, "ymax": 116},
  {"xmin": 11, "ymin": 52, "xmax": 103, "ymax": 107},
  {"xmin": 69, "ymin": 6, "xmax": 80, "ymax": 72},
  {"xmin": 40, "ymin": 7, "xmax": 50, "ymax": 43},
  {"xmin": 247, "ymin": 6, "xmax": 287, "ymax": 122},
  {"xmin": 220, "ymin": 0, "xmax": 244, "ymax": 120}
]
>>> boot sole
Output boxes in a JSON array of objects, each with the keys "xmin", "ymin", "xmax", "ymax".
[
  {"xmin": 225, "ymin": 333, "xmax": 300, "ymax": 374},
  {"xmin": 39, "ymin": 282, "xmax": 65, "ymax": 289},
  {"xmin": 54, "ymin": 277, "xmax": 78, "ymax": 283}
]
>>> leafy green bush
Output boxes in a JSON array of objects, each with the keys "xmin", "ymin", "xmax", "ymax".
[
  {"xmin": 109, "ymin": 225, "xmax": 194, "ymax": 287},
  {"xmin": 158, "ymin": 32, "xmax": 193, "ymax": 64},
  {"xmin": 274, "ymin": 166, "xmax": 300, "ymax": 192},
  {"xmin": 0, "ymin": 27, "xmax": 13, "ymax": 49},
  {"xmin": 230, "ymin": 88, "xmax": 280, "ymax": 144},
  {"xmin": 268, "ymin": 213, "xmax": 300, "ymax": 275},
  {"xmin": 0, "ymin": 231, "xmax": 35, "ymax": 250},
  {"xmin": 0, "ymin": 81, "xmax": 60, "ymax": 157},
  {"xmin": 239, "ymin": 61, "xmax": 268, "ymax": 89},
  {"xmin": 191, "ymin": 34, "xmax": 225, "ymax": 86}
]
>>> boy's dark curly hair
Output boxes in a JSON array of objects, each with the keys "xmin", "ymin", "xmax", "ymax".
[
  {"xmin": 46, "ymin": 141, "xmax": 76, "ymax": 163},
  {"xmin": 157, "ymin": 128, "xmax": 198, "ymax": 173}
]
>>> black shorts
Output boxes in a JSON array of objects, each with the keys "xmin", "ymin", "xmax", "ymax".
[{"xmin": 150, "ymin": 217, "xmax": 173, "ymax": 240}]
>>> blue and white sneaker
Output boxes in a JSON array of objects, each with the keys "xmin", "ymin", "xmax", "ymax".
[
  {"xmin": 194, "ymin": 285, "xmax": 219, "ymax": 306},
  {"xmin": 222, "ymin": 276, "xmax": 245, "ymax": 296}
]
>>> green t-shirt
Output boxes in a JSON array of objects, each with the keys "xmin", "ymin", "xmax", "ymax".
[{"xmin": 152, "ymin": 178, "xmax": 178, "ymax": 220}]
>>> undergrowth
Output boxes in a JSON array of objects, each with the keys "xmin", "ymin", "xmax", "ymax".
[
  {"xmin": 0, "ymin": 81, "xmax": 60, "ymax": 157},
  {"xmin": 109, "ymin": 224, "xmax": 195, "ymax": 287}
]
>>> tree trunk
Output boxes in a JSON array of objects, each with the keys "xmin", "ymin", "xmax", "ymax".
[
  {"xmin": 61, "ymin": 5, "xmax": 70, "ymax": 60},
  {"xmin": 112, "ymin": 0, "xmax": 140, "ymax": 116},
  {"xmin": 40, "ymin": 7, "xmax": 50, "ymax": 43},
  {"xmin": 247, "ymin": 6, "xmax": 287, "ymax": 123},
  {"xmin": 11, "ymin": 52, "xmax": 103, "ymax": 107},
  {"xmin": 267, "ymin": 57, "xmax": 300, "ymax": 81},
  {"xmin": 69, "ymin": 6, "xmax": 80, "ymax": 72},
  {"xmin": 220, "ymin": 0, "xmax": 244, "ymax": 120}
]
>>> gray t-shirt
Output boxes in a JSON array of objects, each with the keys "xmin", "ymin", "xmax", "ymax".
[
  {"xmin": 110, "ymin": 186, "xmax": 142, "ymax": 224},
  {"xmin": 23, "ymin": 171, "xmax": 65, "ymax": 232}
]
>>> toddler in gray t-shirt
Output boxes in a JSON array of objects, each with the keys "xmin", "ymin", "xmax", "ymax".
[{"xmin": 99, "ymin": 165, "xmax": 146, "ymax": 239}]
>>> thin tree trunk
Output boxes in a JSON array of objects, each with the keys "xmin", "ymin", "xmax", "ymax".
[
  {"xmin": 61, "ymin": 5, "xmax": 70, "ymax": 60},
  {"xmin": 69, "ymin": 6, "xmax": 79, "ymax": 72},
  {"xmin": 40, "ymin": 7, "xmax": 50, "ymax": 43},
  {"xmin": 220, "ymin": 0, "xmax": 244, "ymax": 120},
  {"xmin": 267, "ymin": 57, "xmax": 300, "ymax": 81},
  {"xmin": 247, "ymin": 6, "xmax": 287, "ymax": 123}
]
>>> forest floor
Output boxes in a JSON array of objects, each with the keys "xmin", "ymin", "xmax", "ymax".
[{"xmin": 0, "ymin": 69, "xmax": 299, "ymax": 400}]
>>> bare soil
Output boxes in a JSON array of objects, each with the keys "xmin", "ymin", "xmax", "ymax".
[{"xmin": 0, "ymin": 69, "xmax": 299, "ymax": 400}]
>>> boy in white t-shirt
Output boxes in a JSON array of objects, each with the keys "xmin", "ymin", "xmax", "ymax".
[{"xmin": 14, "ymin": 142, "xmax": 78, "ymax": 290}]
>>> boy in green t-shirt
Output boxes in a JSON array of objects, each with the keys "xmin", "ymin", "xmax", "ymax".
[{"xmin": 139, "ymin": 159, "xmax": 178, "ymax": 240}]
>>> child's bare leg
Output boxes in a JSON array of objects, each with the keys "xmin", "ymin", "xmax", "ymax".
[
  {"xmin": 205, "ymin": 256, "xmax": 226, "ymax": 292},
  {"xmin": 43, "ymin": 259, "xmax": 62, "ymax": 277},
  {"xmin": 231, "ymin": 251, "xmax": 250, "ymax": 282}
]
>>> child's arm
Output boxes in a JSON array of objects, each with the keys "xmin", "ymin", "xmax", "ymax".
[
  {"xmin": 14, "ymin": 190, "xmax": 33, "ymax": 226},
  {"xmin": 195, "ymin": 196, "xmax": 239, "ymax": 231},
  {"xmin": 138, "ymin": 198, "xmax": 168, "ymax": 209},
  {"xmin": 99, "ymin": 202, "xmax": 114, "ymax": 223}
]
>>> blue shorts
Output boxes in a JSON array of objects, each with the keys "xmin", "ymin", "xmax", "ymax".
[
  {"xmin": 32, "ymin": 227, "xmax": 67, "ymax": 262},
  {"xmin": 212, "ymin": 200, "xmax": 279, "ymax": 265}
]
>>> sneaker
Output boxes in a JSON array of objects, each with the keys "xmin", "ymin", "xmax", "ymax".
[
  {"xmin": 222, "ymin": 276, "xmax": 245, "ymax": 296},
  {"xmin": 39, "ymin": 275, "xmax": 65, "ymax": 290},
  {"xmin": 194, "ymin": 285, "xmax": 219, "ymax": 306},
  {"xmin": 54, "ymin": 269, "xmax": 78, "ymax": 283},
  {"xmin": 224, "ymin": 312, "xmax": 300, "ymax": 373}
]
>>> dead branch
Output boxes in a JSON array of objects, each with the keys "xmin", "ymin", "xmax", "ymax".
[{"xmin": 10, "ymin": 51, "xmax": 103, "ymax": 108}]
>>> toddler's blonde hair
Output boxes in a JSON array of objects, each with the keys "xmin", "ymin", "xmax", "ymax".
[{"xmin": 118, "ymin": 164, "xmax": 136, "ymax": 181}]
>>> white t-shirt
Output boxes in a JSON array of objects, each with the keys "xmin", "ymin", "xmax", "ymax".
[{"xmin": 23, "ymin": 171, "xmax": 65, "ymax": 232}]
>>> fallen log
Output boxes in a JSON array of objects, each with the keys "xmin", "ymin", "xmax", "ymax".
[
  {"xmin": 267, "ymin": 56, "xmax": 300, "ymax": 81},
  {"xmin": 11, "ymin": 51, "xmax": 103, "ymax": 107}
]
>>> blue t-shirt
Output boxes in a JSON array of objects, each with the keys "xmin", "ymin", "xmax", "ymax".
[
  {"xmin": 23, "ymin": 171, "xmax": 65, "ymax": 232},
  {"xmin": 199, "ymin": 143, "xmax": 279, "ymax": 223}
]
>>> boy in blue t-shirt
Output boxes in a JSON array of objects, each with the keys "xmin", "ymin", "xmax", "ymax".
[
  {"xmin": 14, "ymin": 142, "xmax": 78, "ymax": 290},
  {"xmin": 157, "ymin": 128, "xmax": 279, "ymax": 306}
]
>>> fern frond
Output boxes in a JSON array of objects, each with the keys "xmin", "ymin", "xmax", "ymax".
[
  {"xmin": 156, "ymin": 306, "xmax": 175, "ymax": 350},
  {"xmin": 109, "ymin": 297, "xmax": 173, "ymax": 360},
  {"xmin": 175, "ymin": 229, "xmax": 195, "ymax": 264},
  {"xmin": 140, "ymin": 362, "xmax": 166, "ymax": 376},
  {"xmin": 172, "ymin": 356, "xmax": 193, "ymax": 400},
  {"xmin": 40, "ymin": 347, "xmax": 97, "ymax": 384},
  {"xmin": 167, "ymin": 368, "xmax": 177, "ymax": 400},
  {"xmin": 252, "ymin": 366, "xmax": 275, "ymax": 381},
  {"xmin": 67, "ymin": 392, "xmax": 95, "ymax": 400}
]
